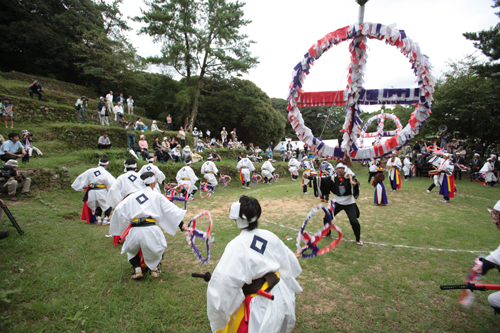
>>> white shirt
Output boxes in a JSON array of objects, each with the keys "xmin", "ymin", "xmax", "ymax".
[
  {"xmin": 106, "ymin": 94, "xmax": 113, "ymax": 103},
  {"xmin": 127, "ymin": 98, "xmax": 134, "ymax": 105},
  {"xmin": 114, "ymin": 105, "xmax": 123, "ymax": 114}
]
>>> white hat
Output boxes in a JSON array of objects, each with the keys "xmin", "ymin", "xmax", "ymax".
[
  {"xmin": 153, "ymin": 120, "xmax": 156, "ymax": 123},
  {"xmin": 163, "ymin": 137, "xmax": 168, "ymax": 141},
  {"xmin": 455, "ymin": 151, "xmax": 460, "ymax": 154},
  {"xmin": 392, "ymin": 151, "xmax": 397, "ymax": 155},
  {"xmin": 474, "ymin": 153, "xmax": 480, "ymax": 156},
  {"xmin": 494, "ymin": 199, "xmax": 500, "ymax": 211},
  {"xmin": 207, "ymin": 155, "xmax": 212, "ymax": 160},
  {"xmin": 194, "ymin": 127, "xmax": 197, "ymax": 130},
  {"xmin": 336, "ymin": 162, "xmax": 346, "ymax": 169},
  {"xmin": 100, "ymin": 96, "xmax": 104, "ymax": 99},
  {"xmin": 5, "ymin": 160, "xmax": 18, "ymax": 167}
]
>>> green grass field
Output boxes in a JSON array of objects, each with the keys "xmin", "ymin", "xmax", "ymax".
[{"xmin": 1, "ymin": 169, "xmax": 500, "ymax": 332}]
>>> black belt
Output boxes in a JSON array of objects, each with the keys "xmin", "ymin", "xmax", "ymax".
[{"xmin": 242, "ymin": 272, "xmax": 279, "ymax": 295}]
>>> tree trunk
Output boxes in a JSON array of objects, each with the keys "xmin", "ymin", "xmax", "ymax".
[{"xmin": 189, "ymin": 51, "xmax": 209, "ymax": 130}]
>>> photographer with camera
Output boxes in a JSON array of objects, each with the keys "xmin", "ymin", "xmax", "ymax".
[
  {"xmin": 0, "ymin": 160, "xmax": 31, "ymax": 201},
  {"xmin": 28, "ymin": 80, "xmax": 43, "ymax": 101},
  {"xmin": 0, "ymin": 133, "xmax": 27, "ymax": 163},
  {"xmin": 21, "ymin": 130, "xmax": 42, "ymax": 160}
]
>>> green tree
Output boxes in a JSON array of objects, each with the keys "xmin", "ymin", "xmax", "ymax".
[
  {"xmin": 135, "ymin": 0, "xmax": 258, "ymax": 129},
  {"xmin": 425, "ymin": 55, "xmax": 500, "ymax": 144},
  {"xmin": 463, "ymin": 0, "xmax": 500, "ymax": 79},
  {"xmin": 196, "ymin": 77, "xmax": 286, "ymax": 146}
]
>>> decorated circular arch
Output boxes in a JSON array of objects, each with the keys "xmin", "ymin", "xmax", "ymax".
[
  {"xmin": 359, "ymin": 111, "xmax": 403, "ymax": 148},
  {"xmin": 286, "ymin": 22, "xmax": 435, "ymax": 161}
]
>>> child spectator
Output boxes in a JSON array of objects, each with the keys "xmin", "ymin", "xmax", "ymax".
[{"xmin": 2, "ymin": 97, "xmax": 14, "ymax": 129}]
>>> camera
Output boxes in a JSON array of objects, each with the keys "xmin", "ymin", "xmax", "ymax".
[{"xmin": 0, "ymin": 165, "xmax": 17, "ymax": 179}]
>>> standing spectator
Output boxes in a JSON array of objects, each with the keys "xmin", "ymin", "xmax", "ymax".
[
  {"xmin": 138, "ymin": 135, "xmax": 149, "ymax": 159},
  {"xmin": 270, "ymin": 141, "xmax": 275, "ymax": 156},
  {"xmin": 74, "ymin": 96, "xmax": 87, "ymax": 125},
  {"xmin": 473, "ymin": 142, "xmax": 484, "ymax": 157},
  {"xmin": 0, "ymin": 133, "xmax": 27, "ymax": 162},
  {"xmin": 206, "ymin": 129, "xmax": 211, "ymax": 138},
  {"xmin": 294, "ymin": 142, "xmax": 300, "ymax": 157},
  {"xmin": 192, "ymin": 127, "xmax": 200, "ymax": 141},
  {"xmin": 105, "ymin": 91, "xmax": 114, "ymax": 112},
  {"xmin": 230, "ymin": 128, "xmax": 237, "ymax": 141},
  {"xmin": 126, "ymin": 96, "xmax": 134, "ymax": 115},
  {"xmin": 415, "ymin": 153, "xmax": 425, "ymax": 177},
  {"xmin": 286, "ymin": 140, "xmax": 293, "ymax": 152},
  {"xmin": 413, "ymin": 140, "xmax": 421, "ymax": 157},
  {"xmin": 2, "ymin": 97, "xmax": 14, "ymax": 129},
  {"xmin": 97, "ymin": 97, "xmax": 109, "ymax": 126},
  {"xmin": 469, "ymin": 153, "xmax": 483, "ymax": 178},
  {"xmin": 440, "ymin": 132, "xmax": 448, "ymax": 150},
  {"xmin": 116, "ymin": 92, "xmax": 125, "ymax": 105},
  {"xmin": 178, "ymin": 126, "xmax": 186, "ymax": 149},
  {"xmin": 221, "ymin": 127, "xmax": 228, "ymax": 142},
  {"xmin": 151, "ymin": 120, "xmax": 164, "ymax": 133},
  {"xmin": 28, "ymin": 80, "xmax": 43, "ymax": 100},
  {"xmin": 453, "ymin": 151, "xmax": 466, "ymax": 180},
  {"xmin": 126, "ymin": 122, "xmax": 136, "ymax": 150},
  {"xmin": 135, "ymin": 118, "xmax": 145, "ymax": 132},
  {"xmin": 0, "ymin": 160, "xmax": 31, "ymax": 201},
  {"xmin": 166, "ymin": 114, "xmax": 172, "ymax": 131},
  {"xmin": 114, "ymin": 102, "xmax": 124, "ymax": 126},
  {"xmin": 97, "ymin": 133, "xmax": 112, "ymax": 150},
  {"xmin": 280, "ymin": 142, "xmax": 285, "ymax": 157}
]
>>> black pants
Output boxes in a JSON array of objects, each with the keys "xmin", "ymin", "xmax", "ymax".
[
  {"xmin": 98, "ymin": 143, "xmax": 112, "ymax": 150},
  {"xmin": 29, "ymin": 89, "xmax": 43, "ymax": 100},
  {"xmin": 324, "ymin": 202, "xmax": 361, "ymax": 242},
  {"xmin": 428, "ymin": 183, "xmax": 436, "ymax": 192},
  {"xmin": 454, "ymin": 169, "xmax": 462, "ymax": 180},
  {"xmin": 95, "ymin": 207, "xmax": 112, "ymax": 218},
  {"xmin": 416, "ymin": 167, "xmax": 422, "ymax": 177},
  {"xmin": 368, "ymin": 172, "xmax": 377, "ymax": 184},
  {"xmin": 0, "ymin": 155, "xmax": 18, "ymax": 162}
]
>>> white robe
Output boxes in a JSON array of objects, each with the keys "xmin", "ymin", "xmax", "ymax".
[
  {"xmin": 261, "ymin": 161, "xmax": 275, "ymax": 179},
  {"xmin": 71, "ymin": 166, "xmax": 116, "ymax": 211},
  {"xmin": 207, "ymin": 229, "xmax": 302, "ymax": 333},
  {"xmin": 107, "ymin": 171, "xmax": 144, "ymax": 208},
  {"xmin": 480, "ymin": 162, "xmax": 498, "ymax": 182},
  {"xmin": 176, "ymin": 165, "xmax": 198, "ymax": 191},
  {"xmin": 111, "ymin": 186, "xmax": 186, "ymax": 269},
  {"xmin": 301, "ymin": 160, "xmax": 315, "ymax": 185},
  {"xmin": 237, "ymin": 158, "xmax": 255, "ymax": 182},
  {"xmin": 386, "ymin": 157, "xmax": 402, "ymax": 181},
  {"xmin": 403, "ymin": 158, "xmax": 412, "ymax": 177},
  {"xmin": 435, "ymin": 160, "xmax": 454, "ymax": 186},
  {"xmin": 288, "ymin": 158, "xmax": 300, "ymax": 176},
  {"xmin": 201, "ymin": 161, "xmax": 219, "ymax": 186},
  {"xmin": 320, "ymin": 162, "xmax": 334, "ymax": 177},
  {"xmin": 139, "ymin": 163, "xmax": 166, "ymax": 193}
]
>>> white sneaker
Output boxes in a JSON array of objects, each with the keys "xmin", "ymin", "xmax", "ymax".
[
  {"xmin": 151, "ymin": 268, "xmax": 161, "ymax": 278},
  {"xmin": 131, "ymin": 267, "xmax": 143, "ymax": 280},
  {"xmin": 242, "ymin": 185, "xmax": 246, "ymax": 189},
  {"xmin": 141, "ymin": 130, "xmax": 144, "ymax": 132},
  {"xmin": 426, "ymin": 190, "xmax": 430, "ymax": 193},
  {"xmin": 440, "ymin": 199, "xmax": 449, "ymax": 203},
  {"xmin": 356, "ymin": 240, "xmax": 364, "ymax": 246},
  {"xmin": 96, "ymin": 217, "xmax": 102, "ymax": 225},
  {"xmin": 102, "ymin": 217, "xmax": 110, "ymax": 225},
  {"xmin": 246, "ymin": 187, "xmax": 251, "ymax": 189},
  {"xmin": 304, "ymin": 192, "xmax": 309, "ymax": 195}
]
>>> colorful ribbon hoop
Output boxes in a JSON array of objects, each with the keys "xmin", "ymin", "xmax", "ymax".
[
  {"xmin": 296, "ymin": 205, "xmax": 343, "ymax": 258},
  {"xmin": 427, "ymin": 145, "xmax": 444, "ymax": 154},
  {"xmin": 185, "ymin": 211, "xmax": 213, "ymax": 264},
  {"xmin": 166, "ymin": 183, "xmax": 189, "ymax": 210},
  {"xmin": 250, "ymin": 173, "xmax": 262, "ymax": 186},
  {"xmin": 200, "ymin": 182, "xmax": 215, "ymax": 199},
  {"xmin": 219, "ymin": 175, "xmax": 232, "ymax": 189}
]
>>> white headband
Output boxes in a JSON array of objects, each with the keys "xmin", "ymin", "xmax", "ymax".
[
  {"xmin": 494, "ymin": 200, "xmax": 500, "ymax": 211},
  {"xmin": 143, "ymin": 175, "xmax": 156, "ymax": 185},
  {"xmin": 124, "ymin": 162, "xmax": 137, "ymax": 172},
  {"xmin": 147, "ymin": 157, "xmax": 155, "ymax": 163},
  {"xmin": 99, "ymin": 160, "xmax": 109, "ymax": 166},
  {"xmin": 229, "ymin": 201, "xmax": 257, "ymax": 229}
]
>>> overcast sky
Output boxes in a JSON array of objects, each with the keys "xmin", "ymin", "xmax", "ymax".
[{"xmin": 117, "ymin": 0, "xmax": 498, "ymax": 109}]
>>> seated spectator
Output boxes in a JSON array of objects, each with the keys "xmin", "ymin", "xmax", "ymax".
[
  {"xmin": 237, "ymin": 151, "xmax": 244, "ymax": 161},
  {"xmin": 228, "ymin": 139, "xmax": 233, "ymax": 149},
  {"xmin": 254, "ymin": 146, "xmax": 262, "ymax": 155},
  {"xmin": 247, "ymin": 142, "xmax": 254, "ymax": 151},
  {"xmin": 0, "ymin": 134, "xmax": 5, "ymax": 146},
  {"xmin": 0, "ymin": 133, "xmax": 27, "ymax": 162},
  {"xmin": 182, "ymin": 145, "xmax": 192, "ymax": 162},
  {"xmin": 151, "ymin": 120, "xmax": 164, "ymax": 133},
  {"xmin": 97, "ymin": 133, "xmax": 112, "ymax": 150},
  {"xmin": 197, "ymin": 139, "xmax": 204, "ymax": 153},
  {"xmin": 28, "ymin": 80, "xmax": 43, "ymax": 101},
  {"xmin": 155, "ymin": 146, "xmax": 173, "ymax": 164},
  {"xmin": 215, "ymin": 139, "xmax": 222, "ymax": 148},
  {"xmin": 192, "ymin": 152, "xmax": 203, "ymax": 163},
  {"xmin": 283, "ymin": 150, "xmax": 291, "ymax": 162},
  {"xmin": 170, "ymin": 146, "xmax": 181, "ymax": 162},
  {"xmin": 21, "ymin": 130, "xmax": 42, "ymax": 158},
  {"xmin": 138, "ymin": 135, "xmax": 149, "ymax": 159},
  {"xmin": 0, "ymin": 159, "xmax": 31, "ymax": 201},
  {"xmin": 135, "ymin": 118, "xmax": 145, "ymax": 132},
  {"xmin": 152, "ymin": 137, "xmax": 161, "ymax": 151},
  {"xmin": 162, "ymin": 137, "xmax": 170, "ymax": 150},
  {"xmin": 210, "ymin": 137, "xmax": 216, "ymax": 146},
  {"xmin": 223, "ymin": 139, "xmax": 228, "ymax": 148},
  {"xmin": 210, "ymin": 150, "xmax": 221, "ymax": 162},
  {"xmin": 118, "ymin": 115, "xmax": 127, "ymax": 128},
  {"xmin": 170, "ymin": 136, "xmax": 178, "ymax": 149}
]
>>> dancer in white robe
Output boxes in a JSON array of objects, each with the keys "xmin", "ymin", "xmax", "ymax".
[
  {"xmin": 386, "ymin": 151, "xmax": 402, "ymax": 191},
  {"xmin": 107, "ymin": 159, "xmax": 144, "ymax": 208},
  {"xmin": 237, "ymin": 156, "xmax": 255, "ymax": 189},
  {"xmin": 112, "ymin": 172, "xmax": 187, "ymax": 279},
  {"xmin": 403, "ymin": 154, "xmax": 413, "ymax": 180},
  {"xmin": 288, "ymin": 154, "xmax": 300, "ymax": 181},
  {"xmin": 139, "ymin": 155, "xmax": 166, "ymax": 193},
  {"xmin": 480, "ymin": 157, "xmax": 498, "ymax": 186},
  {"xmin": 71, "ymin": 158, "xmax": 115, "ymax": 224},
  {"xmin": 176, "ymin": 156, "xmax": 198, "ymax": 199},
  {"xmin": 261, "ymin": 157, "xmax": 275, "ymax": 184},
  {"xmin": 301, "ymin": 156, "xmax": 315, "ymax": 194},
  {"xmin": 201, "ymin": 156, "xmax": 219, "ymax": 188},
  {"xmin": 207, "ymin": 196, "xmax": 302, "ymax": 333}
]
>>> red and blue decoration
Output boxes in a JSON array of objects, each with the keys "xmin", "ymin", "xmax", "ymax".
[
  {"xmin": 218, "ymin": 175, "xmax": 231, "ymax": 189},
  {"xmin": 296, "ymin": 205, "xmax": 343, "ymax": 258},
  {"xmin": 286, "ymin": 23, "xmax": 435, "ymax": 161},
  {"xmin": 185, "ymin": 211, "xmax": 213, "ymax": 264}
]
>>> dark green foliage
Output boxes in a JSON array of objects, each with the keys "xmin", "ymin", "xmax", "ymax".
[{"xmin": 196, "ymin": 78, "xmax": 286, "ymax": 146}]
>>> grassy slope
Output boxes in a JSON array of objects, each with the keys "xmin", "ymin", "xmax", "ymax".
[{"xmin": 1, "ymin": 72, "xmax": 500, "ymax": 332}]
